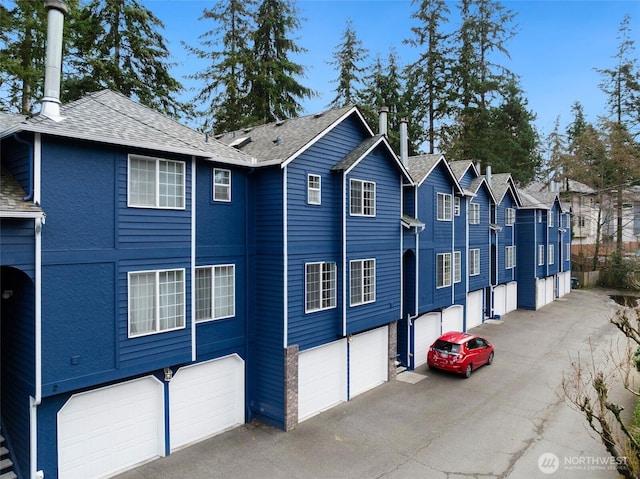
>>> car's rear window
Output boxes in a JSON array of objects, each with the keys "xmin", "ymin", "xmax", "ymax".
[{"xmin": 433, "ymin": 340, "xmax": 460, "ymax": 353}]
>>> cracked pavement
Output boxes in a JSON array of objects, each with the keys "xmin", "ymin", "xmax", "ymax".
[{"xmin": 116, "ymin": 288, "xmax": 631, "ymax": 479}]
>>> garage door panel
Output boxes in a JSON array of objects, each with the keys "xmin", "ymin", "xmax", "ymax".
[
  {"xmin": 506, "ymin": 282, "xmax": 517, "ymax": 313},
  {"xmin": 170, "ymin": 355, "xmax": 245, "ymax": 451},
  {"xmin": 536, "ymin": 278, "xmax": 546, "ymax": 309},
  {"xmin": 299, "ymin": 340, "xmax": 347, "ymax": 421},
  {"xmin": 493, "ymin": 285, "xmax": 507, "ymax": 316},
  {"xmin": 58, "ymin": 376, "xmax": 164, "ymax": 479},
  {"xmin": 350, "ymin": 327, "xmax": 388, "ymax": 398},
  {"xmin": 466, "ymin": 290, "xmax": 483, "ymax": 330},
  {"xmin": 414, "ymin": 313, "xmax": 441, "ymax": 367},
  {"xmin": 442, "ymin": 306, "xmax": 463, "ymax": 333},
  {"xmin": 545, "ymin": 276, "xmax": 555, "ymax": 305}
]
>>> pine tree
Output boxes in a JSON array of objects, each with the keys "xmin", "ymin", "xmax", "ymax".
[
  {"xmin": 184, "ymin": 0, "xmax": 257, "ymax": 133},
  {"xmin": 67, "ymin": 0, "xmax": 186, "ymax": 118},
  {"xmin": 248, "ymin": 0, "xmax": 314, "ymax": 124},
  {"xmin": 327, "ymin": 18, "xmax": 368, "ymax": 109},
  {"xmin": 405, "ymin": 0, "xmax": 453, "ymax": 153}
]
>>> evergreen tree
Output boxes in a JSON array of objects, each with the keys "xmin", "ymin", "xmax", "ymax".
[
  {"xmin": 184, "ymin": 0, "xmax": 257, "ymax": 133},
  {"xmin": 405, "ymin": 0, "xmax": 453, "ymax": 153},
  {"xmin": 327, "ymin": 18, "xmax": 368, "ymax": 109},
  {"xmin": 248, "ymin": 0, "xmax": 314, "ymax": 124},
  {"xmin": 67, "ymin": 0, "xmax": 186, "ymax": 118}
]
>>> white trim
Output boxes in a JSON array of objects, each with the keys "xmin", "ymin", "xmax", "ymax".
[
  {"xmin": 342, "ymin": 172, "xmax": 347, "ymax": 336},
  {"xmin": 307, "ymin": 173, "xmax": 321, "ymax": 205},
  {"xmin": 213, "ymin": 167, "xmax": 232, "ymax": 202},
  {"xmin": 283, "ymin": 166, "xmax": 288, "ymax": 348},
  {"xmin": 34, "ymin": 133, "xmax": 41, "ymax": 204},
  {"xmin": 0, "ymin": 211, "xmax": 44, "ymax": 219},
  {"xmin": 349, "ymin": 178, "xmax": 376, "ymax": 217},
  {"xmin": 191, "ymin": 157, "xmax": 197, "ymax": 361}
]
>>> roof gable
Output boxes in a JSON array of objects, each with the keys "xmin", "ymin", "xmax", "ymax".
[
  {"xmin": 332, "ymin": 135, "xmax": 412, "ymax": 182},
  {"xmin": 407, "ymin": 153, "xmax": 463, "ymax": 193}
]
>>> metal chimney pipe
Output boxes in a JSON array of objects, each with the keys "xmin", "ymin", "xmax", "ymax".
[
  {"xmin": 399, "ymin": 118, "xmax": 408, "ymax": 166},
  {"xmin": 486, "ymin": 165, "xmax": 492, "ymax": 186},
  {"xmin": 41, "ymin": 0, "xmax": 68, "ymax": 121},
  {"xmin": 378, "ymin": 106, "xmax": 389, "ymax": 136}
]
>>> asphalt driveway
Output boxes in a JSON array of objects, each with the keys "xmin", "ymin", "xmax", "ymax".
[{"xmin": 116, "ymin": 288, "xmax": 634, "ymax": 479}]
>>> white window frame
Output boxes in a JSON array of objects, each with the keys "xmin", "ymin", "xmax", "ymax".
[
  {"xmin": 454, "ymin": 251, "xmax": 461, "ymax": 283},
  {"xmin": 436, "ymin": 253, "xmax": 452, "ymax": 288},
  {"xmin": 548, "ymin": 244, "xmax": 555, "ymax": 265},
  {"xmin": 308, "ymin": 174, "xmax": 321, "ymax": 205},
  {"xmin": 506, "ymin": 245, "xmax": 516, "ymax": 269},
  {"xmin": 305, "ymin": 262, "xmax": 337, "ymax": 313},
  {"xmin": 566, "ymin": 243, "xmax": 571, "ymax": 260},
  {"xmin": 538, "ymin": 245, "xmax": 545, "ymax": 266},
  {"xmin": 469, "ymin": 203, "xmax": 480, "ymax": 224},
  {"xmin": 437, "ymin": 193, "xmax": 452, "ymax": 221},
  {"xmin": 128, "ymin": 155, "xmax": 185, "ymax": 209},
  {"xmin": 548, "ymin": 210, "xmax": 554, "ymax": 228},
  {"xmin": 454, "ymin": 197, "xmax": 461, "ymax": 216},
  {"xmin": 469, "ymin": 249, "xmax": 480, "ymax": 276},
  {"xmin": 128, "ymin": 268, "xmax": 185, "ymax": 337},
  {"xmin": 350, "ymin": 259, "xmax": 376, "ymax": 306},
  {"xmin": 506, "ymin": 208, "xmax": 515, "ymax": 226},
  {"xmin": 195, "ymin": 264, "xmax": 236, "ymax": 322},
  {"xmin": 538, "ymin": 211, "xmax": 542, "ymax": 223},
  {"xmin": 350, "ymin": 179, "xmax": 376, "ymax": 217},
  {"xmin": 213, "ymin": 168, "xmax": 231, "ymax": 202}
]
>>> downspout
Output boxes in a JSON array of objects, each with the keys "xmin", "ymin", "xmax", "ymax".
[
  {"xmin": 191, "ymin": 157, "xmax": 196, "ymax": 361},
  {"xmin": 283, "ymin": 166, "xmax": 288, "ymax": 348},
  {"xmin": 244, "ymin": 166, "xmax": 255, "ymax": 423},
  {"xmin": 451, "ymin": 185, "xmax": 455, "ymax": 306},
  {"xmin": 342, "ymin": 172, "xmax": 347, "ymax": 337},
  {"xmin": 13, "ymin": 133, "xmax": 34, "ymax": 201}
]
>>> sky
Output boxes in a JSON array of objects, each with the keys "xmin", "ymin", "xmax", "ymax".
[{"xmin": 144, "ymin": 0, "xmax": 640, "ymax": 140}]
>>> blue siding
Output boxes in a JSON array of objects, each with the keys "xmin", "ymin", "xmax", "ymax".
[
  {"xmin": 468, "ymin": 186, "xmax": 491, "ymax": 292},
  {"xmin": 0, "ymin": 219, "xmax": 36, "ymax": 279},
  {"xmin": 496, "ymin": 193, "xmax": 517, "ymax": 285},
  {"xmin": 2, "ymin": 135, "xmax": 32, "ymax": 192},
  {"xmin": 517, "ymin": 209, "xmax": 537, "ymax": 309}
]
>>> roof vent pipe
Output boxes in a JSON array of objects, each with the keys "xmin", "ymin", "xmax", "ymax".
[
  {"xmin": 378, "ymin": 106, "xmax": 389, "ymax": 136},
  {"xmin": 486, "ymin": 165, "xmax": 492, "ymax": 186},
  {"xmin": 399, "ymin": 118, "xmax": 408, "ymax": 166},
  {"xmin": 40, "ymin": 0, "xmax": 67, "ymax": 122}
]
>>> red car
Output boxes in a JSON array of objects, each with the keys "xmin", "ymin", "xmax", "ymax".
[{"xmin": 427, "ymin": 331, "xmax": 494, "ymax": 378}]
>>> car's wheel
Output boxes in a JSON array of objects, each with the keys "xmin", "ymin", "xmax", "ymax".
[
  {"xmin": 487, "ymin": 352, "xmax": 494, "ymax": 365},
  {"xmin": 464, "ymin": 364, "xmax": 472, "ymax": 378}
]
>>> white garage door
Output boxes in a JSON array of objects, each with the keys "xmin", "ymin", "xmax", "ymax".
[
  {"xmin": 557, "ymin": 272, "xmax": 570, "ymax": 297},
  {"xmin": 169, "ymin": 355, "xmax": 245, "ymax": 452},
  {"xmin": 466, "ymin": 290, "xmax": 484, "ymax": 330},
  {"xmin": 493, "ymin": 285, "xmax": 507, "ymax": 317},
  {"xmin": 414, "ymin": 312, "xmax": 441, "ymax": 367},
  {"xmin": 298, "ymin": 339, "xmax": 347, "ymax": 422},
  {"xmin": 442, "ymin": 305, "xmax": 464, "ymax": 333},
  {"xmin": 349, "ymin": 326, "xmax": 388, "ymax": 398},
  {"xmin": 545, "ymin": 275, "xmax": 556, "ymax": 305},
  {"xmin": 58, "ymin": 376, "xmax": 164, "ymax": 479},
  {"xmin": 536, "ymin": 278, "xmax": 546, "ymax": 309},
  {"xmin": 506, "ymin": 282, "xmax": 518, "ymax": 313}
]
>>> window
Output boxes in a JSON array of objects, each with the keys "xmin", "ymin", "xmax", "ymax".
[
  {"xmin": 469, "ymin": 203, "xmax": 480, "ymax": 224},
  {"xmin": 128, "ymin": 269, "xmax": 185, "ymax": 337},
  {"xmin": 213, "ymin": 168, "xmax": 231, "ymax": 202},
  {"xmin": 308, "ymin": 174, "xmax": 321, "ymax": 205},
  {"xmin": 436, "ymin": 253, "xmax": 452, "ymax": 288},
  {"xmin": 350, "ymin": 259, "xmax": 376, "ymax": 306},
  {"xmin": 537, "ymin": 211, "xmax": 542, "ymax": 223},
  {"xmin": 128, "ymin": 155, "xmax": 185, "ymax": 209},
  {"xmin": 437, "ymin": 193, "xmax": 452, "ymax": 221},
  {"xmin": 548, "ymin": 210, "xmax": 554, "ymax": 228},
  {"xmin": 195, "ymin": 265, "xmax": 235, "ymax": 321},
  {"xmin": 469, "ymin": 249, "xmax": 480, "ymax": 276},
  {"xmin": 548, "ymin": 244, "xmax": 555, "ymax": 265},
  {"xmin": 578, "ymin": 215, "xmax": 586, "ymax": 228},
  {"xmin": 566, "ymin": 243, "xmax": 571, "ymax": 260},
  {"xmin": 454, "ymin": 251, "xmax": 461, "ymax": 283},
  {"xmin": 305, "ymin": 262, "xmax": 336, "ymax": 312},
  {"xmin": 350, "ymin": 179, "xmax": 376, "ymax": 216},
  {"xmin": 538, "ymin": 245, "xmax": 545, "ymax": 266},
  {"xmin": 454, "ymin": 197, "xmax": 461, "ymax": 216},
  {"xmin": 506, "ymin": 208, "xmax": 515, "ymax": 225},
  {"xmin": 506, "ymin": 246, "xmax": 516, "ymax": 269}
]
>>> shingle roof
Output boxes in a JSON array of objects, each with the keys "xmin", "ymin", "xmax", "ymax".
[
  {"xmin": 0, "ymin": 166, "xmax": 43, "ymax": 217},
  {"xmin": 406, "ymin": 153, "xmax": 444, "ymax": 184},
  {"xmin": 448, "ymin": 160, "xmax": 477, "ymax": 181},
  {"xmin": 332, "ymin": 135, "xmax": 384, "ymax": 171},
  {"xmin": 1, "ymin": 90, "xmax": 254, "ymax": 166},
  {"xmin": 488, "ymin": 173, "xmax": 522, "ymax": 206},
  {"xmin": 216, "ymin": 106, "xmax": 358, "ymax": 164},
  {"xmin": 0, "ymin": 111, "xmax": 26, "ymax": 131},
  {"xmin": 520, "ymin": 184, "xmax": 559, "ymax": 209}
]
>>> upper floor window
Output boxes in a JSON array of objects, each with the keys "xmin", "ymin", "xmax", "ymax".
[
  {"xmin": 305, "ymin": 262, "xmax": 336, "ymax": 312},
  {"xmin": 506, "ymin": 208, "xmax": 516, "ymax": 226},
  {"xmin": 350, "ymin": 179, "xmax": 376, "ymax": 216},
  {"xmin": 454, "ymin": 251, "xmax": 462, "ymax": 283},
  {"xmin": 548, "ymin": 210, "xmax": 554, "ymax": 228},
  {"xmin": 548, "ymin": 244, "xmax": 555, "ymax": 265},
  {"xmin": 128, "ymin": 269, "xmax": 185, "ymax": 337},
  {"xmin": 537, "ymin": 211, "xmax": 542, "ymax": 223},
  {"xmin": 436, "ymin": 253, "xmax": 452, "ymax": 288},
  {"xmin": 566, "ymin": 243, "xmax": 571, "ymax": 261},
  {"xmin": 578, "ymin": 215, "xmax": 586, "ymax": 228},
  {"xmin": 538, "ymin": 245, "xmax": 545, "ymax": 266},
  {"xmin": 350, "ymin": 259, "xmax": 376, "ymax": 306},
  {"xmin": 454, "ymin": 197, "xmax": 461, "ymax": 216},
  {"xmin": 469, "ymin": 249, "xmax": 480, "ymax": 276},
  {"xmin": 128, "ymin": 155, "xmax": 185, "ymax": 209},
  {"xmin": 308, "ymin": 174, "xmax": 321, "ymax": 205},
  {"xmin": 213, "ymin": 168, "xmax": 231, "ymax": 202},
  {"xmin": 506, "ymin": 245, "xmax": 516, "ymax": 269},
  {"xmin": 469, "ymin": 203, "xmax": 480, "ymax": 224},
  {"xmin": 437, "ymin": 193, "xmax": 452, "ymax": 221},
  {"xmin": 195, "ymin": 264, "xmax": 235, "ymax": 322}
]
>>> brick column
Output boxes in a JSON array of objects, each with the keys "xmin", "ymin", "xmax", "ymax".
[
  {"xmin": 388, "ymin": 321, "xmax": 398, "ymax": 380},
  {"xmin": 284, "ymin": 345, "xmax": 299, "ymax": 431}
]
